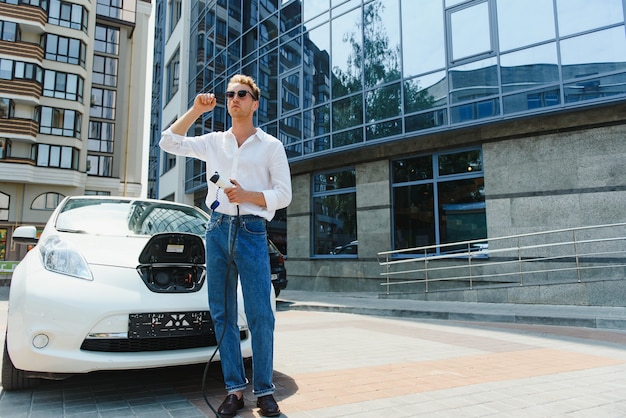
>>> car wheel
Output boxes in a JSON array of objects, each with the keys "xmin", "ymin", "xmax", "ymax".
[{"xmin": 2, "ymin": 338, "xmax": 41, "ymax": 391}]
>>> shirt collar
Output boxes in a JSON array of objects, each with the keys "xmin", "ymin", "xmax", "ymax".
[{"xmin": 225, "ymin": 127, "xmax": 266, "ymax": 142}]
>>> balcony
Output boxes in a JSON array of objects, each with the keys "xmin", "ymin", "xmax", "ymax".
[
  {"xmin": 0, "ymin": 79, "xmax": 41, "ymax": 102},
  {"xmin": 0, "ymin": 40, "xmax": 44, "ymax": 62},
  {"xmin": 0, "ymin": 3, "xmax": 47, "ymax": 29},
  {"xmin": 0, "ymin": 161, "xmax": 84, "ymax": 186},
  {"xmin": 0, "ymin": 118, "xmax": 38, "ymax": 141}
]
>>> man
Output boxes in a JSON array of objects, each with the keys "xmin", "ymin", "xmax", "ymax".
[{"xmin": 160, "ymin": 74, "xmax": 292, "ymax": 417}]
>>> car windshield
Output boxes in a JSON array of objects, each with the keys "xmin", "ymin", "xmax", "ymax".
[{"xmin": 55, "ymin": 199, "xmax": 209, "ymax": 236}]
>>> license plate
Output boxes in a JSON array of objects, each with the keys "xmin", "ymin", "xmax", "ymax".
[{"xmin": 128, "ymin": 311, "xmax": 212, "ymax": 339}]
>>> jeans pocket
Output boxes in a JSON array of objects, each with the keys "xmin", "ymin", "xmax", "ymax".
[
  {"xmin": 206, "ymin": 219, "xmax": 220, "ymax": 233},
  {"xmin": 241, "ymin": 219, "xmax": 266, "ymax": 235}
]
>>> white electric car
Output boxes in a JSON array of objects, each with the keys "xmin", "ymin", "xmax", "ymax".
[{"xmin": 2, "ymin": 196, "xmax": 261, "ymax": 390}]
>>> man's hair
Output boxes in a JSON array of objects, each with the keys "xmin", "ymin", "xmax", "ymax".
[{"xmin": 228, "ymin": 74, "xmax": 261, "ymax": 100}]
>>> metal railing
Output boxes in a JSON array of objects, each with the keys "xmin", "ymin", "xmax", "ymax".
[{"xmin": 378, "ymin": 223, "xmax": 626, "ymax": 295}]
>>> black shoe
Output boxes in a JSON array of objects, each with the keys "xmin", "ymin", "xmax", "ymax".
[
  {"xmin": 217, "ymin": 394, "xmax": 244, "ymax": 417},
  {"xmin": 256, "ymin": 394, "xmax": 281, "ymax": 417}
]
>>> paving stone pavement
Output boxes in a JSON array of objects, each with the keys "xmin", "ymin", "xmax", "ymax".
[{"xmin": 1, "ymin": 288, "xmax": 626, "ymax": 417}]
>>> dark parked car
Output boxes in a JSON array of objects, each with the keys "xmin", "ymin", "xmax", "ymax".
[{"xmin": 269, "ymin": 239, "xmax": 287, "ymax": 296}]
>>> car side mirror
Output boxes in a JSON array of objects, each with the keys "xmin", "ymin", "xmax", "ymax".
[{"xmin": 12, "ymin": 226, "xmax": 38, "ymax": 246}]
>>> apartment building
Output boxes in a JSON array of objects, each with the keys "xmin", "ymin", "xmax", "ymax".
[{"xmin": 0, "ymin": 0, "xmax": 152, "ymax": 263}]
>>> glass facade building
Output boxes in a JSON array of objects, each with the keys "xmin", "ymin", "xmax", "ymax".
[{"xmin": 152, "ymin": 0, "xmax": 626, "ymax": 291}]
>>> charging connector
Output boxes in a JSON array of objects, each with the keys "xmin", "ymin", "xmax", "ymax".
[{"xmin": 210, "ymin": 172, "xmax": 233, "ymax": 189}]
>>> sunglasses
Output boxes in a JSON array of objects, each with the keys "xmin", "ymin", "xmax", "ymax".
[{"xmin": 225, "ymin": 90, "xmax": 257, "ymax": 100}]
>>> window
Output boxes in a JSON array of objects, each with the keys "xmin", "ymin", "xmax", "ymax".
[
  {"xmin": 43, "ymin": 70, "xmax": 84, "ymax": 102},
  {"xmin": 87, "ymin": 154, "xmax": 113, "ymax": 177},
  {"xmin": 448, "ymin": 1, "xmax": 493, "ymax": 63},
  {"xmin": 89, "ymin": 88, "xmax": 116, "ymax": 119},
  {"xmin": 43, "ymin": 34, "xmax": 86, "ymax": 66},
  {"xmin": 84, "ymin": 190, "xmax": 111, "ymax": 196},
  {"xmin": 96, "ymin": 0, "xmax": 136, "ymax": 23},
  {"xmin": 0, "ymin": 59, "xmax": 43, "ymax": 83},
  {"xmin": 88, "ymin": 121, "xmax": 114, "ymax": 152},
  {"xmin": 35, "ymin": 144, "xmax": 79, "ymax": 169},
  {"xmin": 92, "ymin": 55, "xmax": 118, "ymax": 86},
  {"xmin": 169, "ymin": 0, "xmax": 182, "ymax": 35},
  {"xmin": 32, "ymin": 192, "xmax": 65, "ymax": 210},
  {"xmin": 0, "ymin": 20, "xmax": 20, "ymax": 42},
  {"xmin": 392, "ymin": 149, "xmax": 486, "ymax": 253},
  {"xmin": 0, "ymin": 98, "xmax": 14, "ymax": 119},
  {"xmin": 166, "ymin": 48, "xmax": 180, "ymax": 101},
  {"xmin": 36, "ymin": 106, "xmax": 82, "ymax": 138},
  {"xmin": 0, "ymin": 191, "xmax": 8, "ymax": 221},
  {"xmin": 0, "ymin": 59, "xmax": 11, "ymax": 80},
  {"xmin": 94, "ymin": 24, "xmax": 120, "ymax": 55},
  {"xmin": 0, "ymin": 138, "xmax": 11, "ymax": 159},
  {"xmin": 163, "ymin": 151, "xmax": 176, "ymax": 173},
  {"xmin": 312, "ymin": 168, "xmax": 357, "ymax": 256},
  {"xmin": 48, "ymin": 0, "xmax": 88, "ymax": 32}
]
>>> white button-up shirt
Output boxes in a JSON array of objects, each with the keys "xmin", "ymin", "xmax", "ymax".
[{"xmin": 160, "ymin": 127, "xmax": 292, "ymax": 221}]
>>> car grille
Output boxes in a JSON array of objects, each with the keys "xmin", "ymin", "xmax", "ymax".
[{"xmin": 80, "ymin": 330, "xmax": 247, "ymax": 352}]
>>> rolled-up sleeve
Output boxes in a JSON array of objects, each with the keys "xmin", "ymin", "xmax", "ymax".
[
  {"xmin": 262, "ymin": 141, "xmax": 292, "ymax": 212},
  {"xmin": 159, "ymin": 128, "xmax": 207, "ymax": 160}
]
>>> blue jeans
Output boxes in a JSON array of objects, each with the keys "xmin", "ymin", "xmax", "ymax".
[{"xmin": 205, "ymin": 212, "xmax": 276, "ymax": 397}]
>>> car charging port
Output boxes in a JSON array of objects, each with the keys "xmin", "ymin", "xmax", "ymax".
[{"xmin": 136, "ymin": 233, "xmax": 206, "ymax": 293}]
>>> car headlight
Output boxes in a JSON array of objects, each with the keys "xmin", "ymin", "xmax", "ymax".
[{"xmin": 39, "ymin": 235, "xmax": 93, "ymax": 281}]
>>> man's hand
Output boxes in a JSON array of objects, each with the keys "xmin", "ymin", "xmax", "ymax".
[
  {"xmin": 169, "ymin": 93, "xmax": 217, "ymax": 135},
  {"xmin": 224, "ymin": 179, "xmax": 267, "ymax": 208},
  {"xmin": 194, "ymin": 93, "xmax": 217, "ymax": 113}
]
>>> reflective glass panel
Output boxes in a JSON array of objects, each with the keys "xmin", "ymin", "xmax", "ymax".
[
  {"xmin": 503, "ymin": 86, "xmax": 560, "ymax": 114},
  {"xmin": 279, "ymin": 114, "xmax": 302, "ymax": 144},
  {"xmin": 404, "ymin": 71, "xmax": 447, "ymax": 113},
  {"xmin": 332, "ymin": 0, "xmax": 360, "ymax": 16},
  {"xmin": 332, "ymin": 94, "xmax": 363, "ymax": 130},
  {"xmin": 500, "ymin": 43, "xmax": 559, "ymax": 93},
  {"xmin": 564, "ymin": 72, "xmax": 626, "ymax": 104},
  {"xmin": 365, "ymin": 82, "xmax": 401, "ymax": 123},
  {"xmin": 439, "ymin": 150, "xmax": 482, "ymax": 175},
  {"xmin": 560, "ymin": 27, "xmax": 626, "ymax": 81},
  {"xmin": 333, "ymin": 127, "xmax": 363, "ymax": 148},
  {"xmin": 438, "ymin": 178, "xmax": 486, "ymax": 245},
  {"xmin": 281, "ymin": 0, "xmax": 302, "ymax": 32},
  {"xmin": 557, "ymin": 0, "xmax": 624, "ymax": 37},
  {"xmin": 314, "ymin": 168, "xmax": 356, "ymax": 191},
  {"xmin": 331, "ymin": 7, "xmax": 362, "ymax": 98},
  {"xmin": 405, "ymin": 109, "xmax": 447, "ymax": 133},
  {"xmin": 449, "ymin": 57, "xmax": 498, "ymax": 103},
  {"xmin": 392, "ymin": 155, "xmax": 433, "ymax": 183},
  {"xmin": 281, "ymin": 72, "xmax": 301, "ymax": 114},
  {"xmin": 303, "ymin": 0, "xmax": 329, "ymax": 22},
  {"xmin": 280, "ymin": 36, "xmax": 302, "ymax": 72},
  {"xmin": 393, "ymin": 184, "xmax": 435, "ymax": 250},
  {"xmin": 304, "ymin": 104, "xmax": 330, "ymax": 137},
  {"xmin": 304, "ymin": 136, "xmax": 330, "ymax": 154},
  {"xmin": 304, "ymin": 23, "xmax": 331, "ymax": 107},
  {"xmin": 259, "ymin": 14, "xmax": 279, "ymax": 47},
  {"xmin": 313, "ymin": 192, "xmax": 357, "ymax": 255},
  {"xmin": 497, "ymin": 0, "xmax": 555, "ymax": 52},
  {"xmin": 363, "ymin": 0, "xmax": 400, "ymax": 88},
  {"xmin": 366, "ymin": 119, "xmax": 401, "ymax": 141},
  {"xmin": 450, "ymin": 1, "xmax": 491, "ymax": 62},
  {"xmin": 402, "ymin": 0, "xmax": 445, "ymax": 77},
  {"xmin": 450, "ymin": 98, "xmax": 500, "ymax": 123}
]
